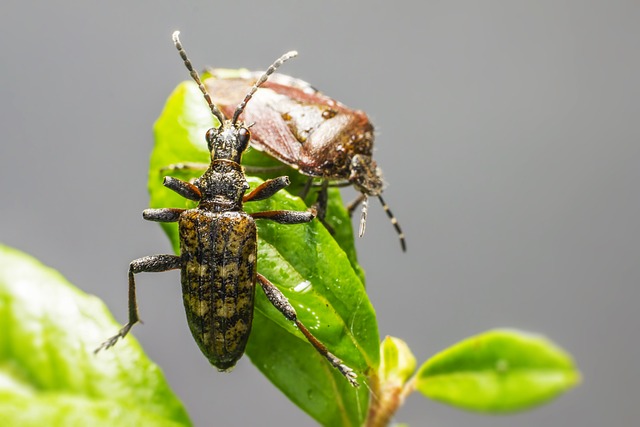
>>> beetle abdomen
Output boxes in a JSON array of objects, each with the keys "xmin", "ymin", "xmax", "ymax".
[{"xmin": 179, "ymin": 210, "xmax": 257, "ymax": 370}]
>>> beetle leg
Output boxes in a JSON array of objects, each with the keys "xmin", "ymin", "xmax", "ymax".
[
  {"xmin": 256, "ymin": 274, "xmax": 359, "ymax": 387},
  {"xmin": 310, "ymin": 179, "xmax": 329, "ymax": 220},
  {"xmin": 142, "ymin": 208, "xmax": 184, "ymax": 222},
  {"xmin": 346, "ymin": 193, "xmax": 366, "ymax": 217},
  {"xmin": 163, "ymin": 176, "xmax": 202, "ymax": 201},
  {"xmin": 297, "ymin": 179, "xmax": 337, "ymax": 232},
  {"xmin": 251, "ymin": 208, "xmax": 315, "ymax": 224},
  {"xmin": 298, "ymin": 177, "xmax": 314, "ymax": 199},
  {"xmin": 243, "ymin": 176, "xmax": 290, "ymax": 202},
  {"xmin": 95, "ymin": 254, "xmax": 182, "ymax": 353},
  {"xmin": 305, "ymin": 180, "xmax": 335, "ymax": 234}
]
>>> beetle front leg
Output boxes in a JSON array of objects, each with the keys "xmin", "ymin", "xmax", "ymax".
[
  {"xmin": 243, "ymin": 176, "xmax": 291, "ymax": 202},
  {"xmin": 257, "ymin": 273, "xmax": 359, "ymax": 387},
  {"xmin": 163, "ymin": 176, "xmax": 202, "ymax": 201},
  {"xmin": 251, "ymin": 208, "xmax": 316, "ymax": 224},
  {"xmin": 142, "ymin": 208, "xmax": 184, "ymax": 222},
  {"xmin": 95, "ymin": 254, "xmax": 182, "ymax": 353}
]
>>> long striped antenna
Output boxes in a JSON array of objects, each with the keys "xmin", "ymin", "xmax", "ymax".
[
  {"xmin": 378, "ymin": 195, "xmax": 406, "ymax": 252},
  {"xmin": 172, "ymin": 31, "xmax": 226, "ymax": 126},
  {"xmin": 358, "ymin": 196, "xmax": 369, "ymax": 238},
  {"xmin": 232, "ymin": 51, "xmax": 298, "ymax": 124},
  {"xmin": 348, "ymin": 192, "xmax": 406, "ymax": 252}
]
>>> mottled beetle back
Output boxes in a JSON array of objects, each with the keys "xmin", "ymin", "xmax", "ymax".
[{"xmin": 179, "ymin": 210, "xmax": 258, "ymax": 370}]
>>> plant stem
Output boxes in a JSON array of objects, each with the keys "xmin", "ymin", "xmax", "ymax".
[{"xmin": 364, "ymin": 374, "xmax": 416, "ymax": 427}]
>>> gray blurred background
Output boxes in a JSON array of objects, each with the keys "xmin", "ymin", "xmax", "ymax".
[{"xmin": 1, "ymin": 1, "xmax": 638, "ymax": 425}]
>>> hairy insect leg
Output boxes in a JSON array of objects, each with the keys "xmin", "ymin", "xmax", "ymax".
[
  {"xmin": 299, "ymin": 177, "xmax": 314, "ymax": 200},
  {"xmin": 95, "ymin": 254, "xmax": 182, "ymax": 353},
  {"xmin": 297, "ymin": 178, "xmax": 335, "ymax": 233},
  {"xmin": 243, "ymin": 176, "xmax": 291, "ymax": 202},
  {"xmin": 163, "ymin": 176, "xmax": 202, "ymax": 201},
  {"xmin": 310, "ymin": 179, "xmax": 328, "ymax": 220},
  {"xmin": 247, "ymin": 177, "xmax": 333, "ymax": 231},
  {"xmin": 256, "ymin": 274, "xmax": 359, "ymax": 387},
  {"xmin": 142, "ymin": 208, "xmax": 184, "ymax": 223},
  {"xmin": 251, "ymin": 208, "xmax": 316, "ymax": 224},
  {"xmin": 346, "ymin": 193, "xmax": 366, "ymax": 217},
  {"xmin": 313, "ymin": 180, "xmax": 337, "ymax": 234}
]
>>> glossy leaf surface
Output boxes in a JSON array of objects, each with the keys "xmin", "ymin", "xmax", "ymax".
[
  {"xmin": 150, "ymin": 81, "xmax": 379, "ymax": 426},
  {"xmin": 0, "ymin": 244, "xmax": 191, "ymax": 427},
  {"xmin": 415, "ymin": 329, "xmax": 580, "ymax": 412}
]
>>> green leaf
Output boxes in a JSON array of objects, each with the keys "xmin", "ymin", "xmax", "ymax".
[
  {"xmin": 316, "ymin": 187, "xmax": 366, "ymax": 285},
  {"xmin": 415, "ymin": 329, "xmax": 580, "ymax": 413},
  {"xmin": 379, "ymin": 336, "xmax": 416, "ymax": 388},
  {"xmin": 0, "ymin": 244, "xmax": 191, "ymax": 427},
  {"xmin": 150, "ymin": 81, "xmax": 380, "ymax": 426}
]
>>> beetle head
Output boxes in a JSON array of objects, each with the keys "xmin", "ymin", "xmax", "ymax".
[{"xmin": 205, "ymin": 123, "xmax": 251, "ymax": 164}]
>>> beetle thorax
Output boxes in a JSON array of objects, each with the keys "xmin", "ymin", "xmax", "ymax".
[{"xmin": 195, "ymin": 161, "xmax": 248, "ymax": 212}]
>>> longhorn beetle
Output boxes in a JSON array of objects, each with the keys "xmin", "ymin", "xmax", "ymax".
[{"xmin": 96, "ymin": 31, "xmax": 358, "ymax": 387}]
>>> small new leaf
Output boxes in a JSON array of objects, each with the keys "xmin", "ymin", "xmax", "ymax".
[{"xmin": 380, "ymin": 336, "xmax": 416, "ymax": 387}]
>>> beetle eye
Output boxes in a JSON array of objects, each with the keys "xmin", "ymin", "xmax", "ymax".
[
  {"xmin": 237, "ymin": 127, "xmax": 250, "ymax": 151},
  {"xmin": 205, "ymin": 128, "xmax": 217, "ymax": 147}
]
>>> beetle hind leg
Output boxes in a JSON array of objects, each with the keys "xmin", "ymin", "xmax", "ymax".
[
  {"xmin": 95, "ymin": 254, "xmax": 182, "ymax": 353},
  {"xmin": 257, "ymin": 273, "xmax": 359, "ymax": 387}
]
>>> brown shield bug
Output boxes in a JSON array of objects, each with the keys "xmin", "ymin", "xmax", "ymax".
[
  {"xmin": 96, "ymin": 32, "xmax": 358, "ymax": 387},
  {"xmin": 201, "ymin": 68, "xmax": 406, "ymax": 251}
]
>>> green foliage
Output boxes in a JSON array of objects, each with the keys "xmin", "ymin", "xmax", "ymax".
[
  {"xmin": 0, "ymin": 244, "xmax": 191, "ymax": 427},
  {"xmin": 150, "ymin": 80, "xmax": 379, "ymax": 426},
  {"xmin": 0, "ymin": 70, "xmax": 582, "ymax": 426},
  {"xmin": 415, "ymin": 329, "xmax": 580, "ymax": 412},
  {"xmin": 367, "ymin": 331, "xmax": 579, "ymax": 425}
]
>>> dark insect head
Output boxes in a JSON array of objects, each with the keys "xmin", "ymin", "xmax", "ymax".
[{"xmin": 204, "ymin": 125, "xmax": 251, "ymax": 163}]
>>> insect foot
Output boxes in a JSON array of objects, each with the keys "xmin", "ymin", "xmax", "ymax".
[{"xmin": 94, "ymin": 323, "xmax": 133, "ymax": 353}]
